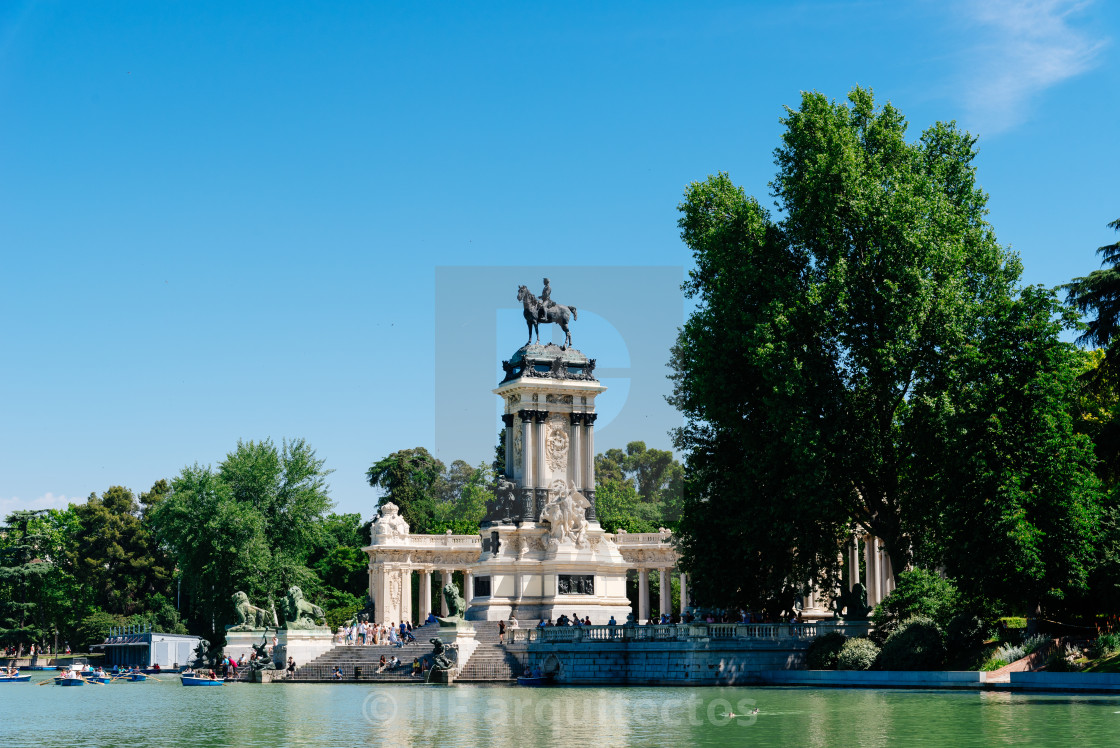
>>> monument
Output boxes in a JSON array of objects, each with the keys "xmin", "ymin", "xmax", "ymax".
[
  {"xmin": 464, "ymin": 279, "xmax": 633, "ymax": 624},
  {"xmin": 275, "ymin": 585, "xmax": 334, "ymax": 671},
  {"xmin": 223, "ymin": 590, "xmax": 278, "ymax": 663}
]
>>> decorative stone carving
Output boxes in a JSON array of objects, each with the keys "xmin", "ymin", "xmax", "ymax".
[
  {"xmin": 389, "ymin": 574, "xmax": 402, "ymax": 609},
  {"xmin": 513, "ymin": 429, "xmax": 524, "ymax": 468},
  {"xmin": 539, "ymin": 479, "xmax": 591, "ymax": 550},
  {"xmin": 545, "ymin": 393, "xmax": 573, "ymax": 404},
  {"xmin": 545, "ymin": 416, "xmax": 569, "ymax": 471},
  {"xmin": 371, "ymin": 502, "xmax": 410, "ymax": 543},
  {"xmin": 229, "ymin": 591, "xmax": 274, "ymax": 630}
]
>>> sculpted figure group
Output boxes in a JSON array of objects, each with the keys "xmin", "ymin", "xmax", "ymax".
[{"xmin": 540, "ymin": 478, "xmax": 591, "ymax": 550}]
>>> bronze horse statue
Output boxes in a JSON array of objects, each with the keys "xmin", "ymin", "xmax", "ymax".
[{"xmin": 518, "ymin": 285, "xmax": 577, "ymax": 349}]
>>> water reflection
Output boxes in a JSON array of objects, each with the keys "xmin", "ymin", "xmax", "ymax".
[{"xmin": 7, "ymin": 674, "xmax": 1120, "ymax": 748}]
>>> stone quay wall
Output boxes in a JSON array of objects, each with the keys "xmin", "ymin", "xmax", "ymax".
[{"xmin": 502, "ymin": 622, "xmax": 871, "ymax": 686}]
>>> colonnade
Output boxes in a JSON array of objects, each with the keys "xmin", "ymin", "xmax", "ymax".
[
  {"xmin": 847, "ymin": 531, "xmax": 895, "ymax": 607},
  {"xmin": 503, "ymin": 408, "xmax": 599, "ymax": 522},
  {"xmin": 633, "ymin": 568, "xmax": 688, "ymax": 623}
]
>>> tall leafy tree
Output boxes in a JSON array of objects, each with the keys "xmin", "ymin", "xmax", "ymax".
[
  {"xmin": 0, "ymin": 510, "xmax": 52, "ymax": 654},
  {"xmin": 71, "ymin": 486, "xmax": 173, "ymax": 617},
  {"xmin": 671, "ymin": 87, "xmax": 1103, "ymax": 615},
  {"xmin": 365, "ymin": 447, "xmax": 445, "ymax": 532},
  {"xmin": 149, "ymin": 438, "xmax": 333, "ymax": 640},
  {"xmin": 1065, "ymin": 218, "xmax": 1120, "ymax": 366}
]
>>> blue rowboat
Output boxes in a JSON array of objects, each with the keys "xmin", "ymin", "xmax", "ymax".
[
  {"xmin": 516, "ymin": 675, "xmax": 552, "ymax": 686},
  {"xmin": 0, "ymin": 675, "xmax": 31, "ymax": 683},
  {"xmin": 26, "ymin": 666, "xmax": 57, "ymax": 671},
  {"xmin": 58, "ymin": 678, "xmax": 85, "ymax": 686},
  {"xmin": 181, "ymin": 675, "xmax": 223, "ymax": 686},
  {"xmin": 125, "ymin": 673, "xmax": 147, "ymax": 681},
  {"xmin": 84, "ymin": 675, "xmax": 112, "ymax": 684}
]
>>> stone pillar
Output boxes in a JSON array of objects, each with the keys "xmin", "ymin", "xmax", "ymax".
[
  {"xmin": 638, "ymin": 568, "xmax": 650, "ymax": 623},
  {"xmin": 849, "ymin": 533, "xmax": 860, "ymax": 592},
  {"xmin": 584, "ymin": 413, "xmax": 598, "ymax": 521},
  {"xmin": 880, "ymin": 546, "xmax": 893, "ymax": 598},
  {"xmin": 534, "ymin": 410, "xmax": 548, "ymax": 514},
  {"xmin": 440, "ymin": 570, "xmax": 451, "ymax": 617},
  {"xmin": 658, "ymin": 569, "xmax": 671, "ymax": 619},
  {"xmin": 519, "ymin": 410, "xmax": 535, "ymax": 519},
  {"xmin": 679, "ymin": 572, "xmax": 689, "ymax": 615},
  {"xmin": 419, "ymin": 570, "xmax": 431, "ymax": 622},
  {"xmin": 464, "ymin": 570, "xmax": 474, "ymax": 607},
  {"xmin": 570, "ymin": 413, "xmax": 583, "ymax": 489},
  {"xmin": 864, "ymin": 535, "xmax": 879, "ymax": 607}
]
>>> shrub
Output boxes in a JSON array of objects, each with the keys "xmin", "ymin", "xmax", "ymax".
[
  {"xmin": 994, "ymin": 643, "xmax": 1025, "ymax": 663},
  {"xmin": 837, "ymin": 638, "xmax": 880, "ymax": 670},
  {"xmin": 1021, "ymin": 634, "xmax": 1049, "ymax": 656},
  {"xmin": 1046, "ymin": 644, "xmax": 1084, "ymax": 672},
  {"xmin": 1090, "ymin": 633, "xmax": 1120, "ymax": 660},
  {"xmin": 946, "ymin": 614, "xmax": 992, "ymax": 655},
  {"xmin": 980, "ymin": 658, "xmax": 1009, "ymax": 671},
  {"xmin": 871, "ymin": 569, "xmax": 959, "ymax": 636},
  {"xmin": 806, "ymin": 632, "xmax": 848, "ymax": 670},
  {"xmin": 878, "ymin": 616, "xmax": 946, "ymax": 671}
]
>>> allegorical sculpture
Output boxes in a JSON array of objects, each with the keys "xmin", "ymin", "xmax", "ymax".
[
  {"xmin": 281, "ymin": 586, "xmax": 326, "ymax": 629},
  {"xmin": 229, "ymin": 591, "xmax": 276, "ymax": 630},
  {"xmin": 539, "ymin": 478, "xmax": 591, "ymax": 550},
  {"xmin": 191, "ymin": 638, "xmax": 211, "ymax": 669},
  {"xmin": 429, "ymin": 637, "xmax": 458, "ymax": 672},
  {"xmin": 483, "ymin": 475, "xmax": 519, "ymax": 525},
  {"xmin": 518, "ymin": 278, "xmax": 577, "ymax": 349},
  {"xmin": 370, "ymin": 501, "xmax": 410, "ymax": 543},
  {"xmin": 247, "ymin": 637, "xmax": 276, "ymax": 671},
  {"xmin": 830, "ymin": 583, "xmax": 871, "ymax": 621}
]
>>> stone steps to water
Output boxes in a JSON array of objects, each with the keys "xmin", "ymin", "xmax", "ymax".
[
  {"xmin": 456, "ymin": 621, "xmax": 523, "ymax": 682},
  {"xmin": 286, "ymin": 623, "xmax": 442, "ymax": 682}
]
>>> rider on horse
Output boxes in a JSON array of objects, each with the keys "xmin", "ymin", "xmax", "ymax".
[{"xmin": 538, "ymin": 278, "xmax": 555, "ymax": 321}]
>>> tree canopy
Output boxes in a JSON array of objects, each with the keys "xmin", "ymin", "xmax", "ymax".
[{"xmin": 670, "ymin": 87, "xmax": 1103, "ymax": 616}]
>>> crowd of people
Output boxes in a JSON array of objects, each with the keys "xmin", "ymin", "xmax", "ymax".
[{"xmin": 334, "ymin": 619, "xmax": 417, "ymax": 647}]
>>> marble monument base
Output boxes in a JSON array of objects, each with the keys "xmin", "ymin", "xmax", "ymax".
[
  {"xmin": 223, "ymin": 628, "xmax": 275, "ymax": 663},
  {"xmin": 466, "ymin": 525, "xmax": 634, "ymax": 625},
  {"xmin": 275, "ymin": 628, "xmax": 334, "ymax": 669}
]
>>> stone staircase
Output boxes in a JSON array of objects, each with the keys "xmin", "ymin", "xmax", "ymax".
[
  {"xmin": 456, "ymin": 621, "xmax": 524, "ymax": 682},
  {"xmin": 283, "ymin": 621, "xmax": 523, "ymax": 683},
  {"xmin": 285, "ymin": 623, "xmax": 442, "ymax": 682}
]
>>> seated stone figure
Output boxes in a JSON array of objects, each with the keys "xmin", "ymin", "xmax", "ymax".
[{"xmin": 282, "ymin": 586, "xmax": 326, "ymax": 629}]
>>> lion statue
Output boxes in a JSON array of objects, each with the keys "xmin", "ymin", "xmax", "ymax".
[
  {"xmin": 281, "ymin": 585, "xmax": 326, "ymax": 629},
  {"xmin": 230, "ymin": 591, "xmax": 273, "ymax": 630},
  {"xmin": 440, "ymin": 582, "xmax": 466, "ymax": 621}
]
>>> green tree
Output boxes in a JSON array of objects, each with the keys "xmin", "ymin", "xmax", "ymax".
[
  {"xmin": 670, "ymin": 87, "xmax": 1103, "ymax": 615},
  {"xmin": 595, "ymin": 442, "xmax": 683, "ymax": 529},
  {"xmin": 71, "ymin": 486, "xmax": 173, "ymax": 617},
  {"xmin": 149, "ymin": 438, "xmax": 333, "ymax": 640},
  {"xmin": 0, "ymin": 510, "xmax": 52, "ymax": 654},
  {"xmin": 365, "ymin": 447, "xmax": 444, "ymax": 532},
  {"xmin": 1065, "ymin": 218, "xmax": 1120, "ymax": 370}
]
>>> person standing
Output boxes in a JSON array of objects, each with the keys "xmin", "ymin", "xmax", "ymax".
[{"xmin": 498, "ymin": 618, "xmax": 506, "ymax": 645}]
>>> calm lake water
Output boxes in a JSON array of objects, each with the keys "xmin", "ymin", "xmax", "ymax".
[{"xmin": 7, "ymin": 672, "xmax": 1120, "ymax": 747}]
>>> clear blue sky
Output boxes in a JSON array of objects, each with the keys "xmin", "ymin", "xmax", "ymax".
[{"xmin": 2, "ymin": 1, "xmax": 1117, "ymax": 520}]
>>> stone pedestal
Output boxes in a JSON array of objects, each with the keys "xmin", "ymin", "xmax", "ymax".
[
  {"xmin": 223, "ymin": 628, "xmax": 274, "ymax": 663},
  {"xmin": 275, "ymin": 628, "xmax": 334, "ymax": 669}
]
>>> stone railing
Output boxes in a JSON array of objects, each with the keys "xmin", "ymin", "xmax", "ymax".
[
  {"xmin": 507, "ymin": 621, "xmax": 869, "ymax": 644},
  {"xmin": 403, "ymin": 534, "xmax": 481, "ymax": 547},
  {"xmin": 611, "ymin": 532, "xmax": 673, "ymax": 545}
]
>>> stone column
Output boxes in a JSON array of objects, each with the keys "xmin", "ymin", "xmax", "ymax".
[
  {"xmin": 570, "ymin": 413, "xmax": 583, "ymax": 489},
  {"xmin": 419, "ymin": 570, "xmax": 431, "ymax": 622},
  {"xmin": 638, "ymin": 568, "xmax": 650, "ymax": 623},
  {"xmin": 464, "ymin": 570, "xmax": 474, "ymax": 607},
  {"xmin": 519, "ymin": 410, "xmax": 535, "ymax": 519},
  {"xmin": 584, "ymin": 413, "xmax": 598, "ymax": 521},
  {"xmin": 865, "ymin": 536, "xmax": 880, "ymax": 606},
  {"xmin": 440, "ymin": 570, "xmax": 451, "ymax": 617},
  {"xmin": 848, "ymin": 533, "xmax": 860, "ymax": 592},
  {"xmin": 679, "ymin": 572, "xmax": 689, "ymax": 615},
  {"xmin": 534, "ymin": 410, "xmax": 549, "ymax": 514},
  {"xmin": 658, "ymin": 569, "xmax": 671, "ymax": 619},
  {"xmin": 880, "ymin": 547, "xmax": 893, "ymax": 598}
]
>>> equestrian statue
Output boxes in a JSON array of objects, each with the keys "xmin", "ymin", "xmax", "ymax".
[{"xmin": 518, "ymin": 278, "xmax": 577, "ymax": 349}]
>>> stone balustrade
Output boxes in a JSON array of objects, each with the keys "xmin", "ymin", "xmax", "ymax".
[{"xmin": 508, "ymin": 621, "xmax": 869, "ymax": 644}]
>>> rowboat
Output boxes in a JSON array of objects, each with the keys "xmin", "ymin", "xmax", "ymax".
[
  {"xmin": 0, "ymin": 675, "xmax": 31, "ymax": 683},
  {"xmin": 58, "ymin": 677, "xmax": 85, "ymax": 686},
  {"xmin": 181, "ymin": 675, "xmax": 224, "ymax": 686},
  {"xmin": 516, "ymin": 674, "xmax": 553, "ymax": 686},
  {"xmin": 25, "ymin": 665, "xmax": 57, "ymax": 671},
  {"xmin": 123, "ymin": 673, "xmax": 147, "ymax": 681},
  {"xmin": 84, "ymin": 675, "xmax": 112, "ymax": 684}
]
